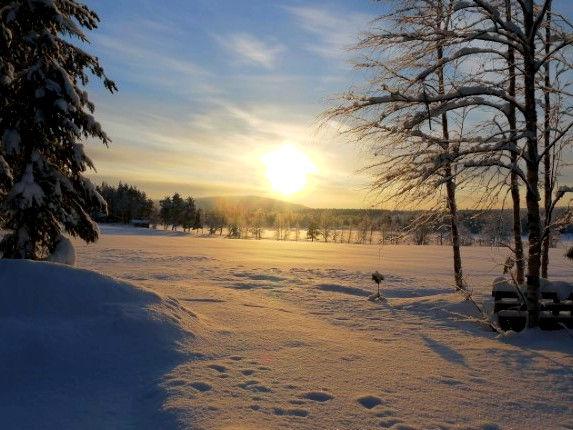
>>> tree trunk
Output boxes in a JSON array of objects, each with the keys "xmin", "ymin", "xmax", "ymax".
[
  {"xmin": 445, "ymin": 169, "xmax": 464, "ymax": 289},
  {"xmin": 506, "ymin": 0, "xmax": 525, "ymax": 285},
  {"xmin": 523, "ymin": 6, "xmax": 542, "ymax": 327},
  {"xmin": 541, "ymin": 5, "xmax": 552, "ymax": 279},
  {"xmin": 369, "ymin": 225, "xmax": 374, "ymax": 244},
  {"xmin": 436, "ymin": 1, "xmax": 464, "ymax": 291}
]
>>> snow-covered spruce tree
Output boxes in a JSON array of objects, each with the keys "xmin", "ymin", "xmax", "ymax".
[{"xmin": 0, "ymin": 1, "xmax": 116, "ymax": 259}]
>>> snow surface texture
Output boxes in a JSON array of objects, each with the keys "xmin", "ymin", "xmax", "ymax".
[
  {"xmin": 63, "ymin": 224, "xmax": 573, "ymax": 429},
  {"xmin": 0, "ymin": 259, "xmax": 198, "ymax": 429}
]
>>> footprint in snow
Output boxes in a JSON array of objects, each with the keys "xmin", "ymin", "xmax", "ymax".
[
  {"xmin": 190, "ymin": 382, "xmax": 212, "ymax": 392},
  {"xmin": 301, "ymin": 391, "xmax": 334, "ymax": 402},
  {"xmin": 284, "ymin": 384, "xmax": 299, "ymax": 390},
  {"xmin": 378, "ymin": 417, "xmax": 402, "ymax": 428},
  {"xmin": 273, "ymin": 407, "xmax": 309, "ymax": 417},
  {"xmin": 433, "ymin": 375, "xmax": 464, "ymax": 386},
  {"xmin": 356, "ymin": 395, "xmax": 383, "ymax": 409},
  {"xmin": 375, "ymin": 409, "xmax": 397, "ymax": 418},
  {"xmin": 207, "ymin": 364, "xmax": 228, "ymax": 373},
  {"xmin": 238, "ymin": 380, "xmax": 272, "ymax": 393}
]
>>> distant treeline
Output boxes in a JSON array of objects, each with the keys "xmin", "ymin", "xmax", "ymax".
[{"xmin": 95, "ymin": 182, "xmax": 573, "ymax": 246}]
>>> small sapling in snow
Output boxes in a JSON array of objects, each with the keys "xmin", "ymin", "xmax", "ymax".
[{"xmin": 369, "ymin": 271, "xmax": 385, "ymax": 302}]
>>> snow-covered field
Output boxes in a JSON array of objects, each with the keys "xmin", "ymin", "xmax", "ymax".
[
  {"xmin": 3, "ymin": 224, "xmax": 573, "ymax": 429},
  {"xmin": 0, "ymin": 258, "xmax": 198, "ymax": 429}
]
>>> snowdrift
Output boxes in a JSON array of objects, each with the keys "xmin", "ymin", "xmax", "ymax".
[{"xmin": 0, "ymin": 260, "xmax": 197, "ymax": 429}]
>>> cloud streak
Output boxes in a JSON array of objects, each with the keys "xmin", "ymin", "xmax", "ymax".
[
  {"xmin": 219, "ymin": 33, "xmax": 285, "ymax": 69},
  {"xmin": 82, "ymin": 1, "xmax": 382, "ymax": 208},
  {"xmin": 284, "ymin": 5, "xmax": 373, "ymax": 60}
]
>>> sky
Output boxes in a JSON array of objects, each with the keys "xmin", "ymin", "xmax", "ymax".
[
  {"xmin": 84, "ymin": 1, "xmax": 573, "ymax": 209},
  {"xmin": 84, "ymin": 0, "xmax": 384, "ymax": 209}
]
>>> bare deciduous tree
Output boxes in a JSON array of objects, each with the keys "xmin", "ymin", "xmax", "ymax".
[{"xmin": 327, "ymin": 0, "xmax": 573, "ymax": 326}]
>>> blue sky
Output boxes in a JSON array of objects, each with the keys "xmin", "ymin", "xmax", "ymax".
[
  {"xmin": 84, "ymin": 1, "xmax": 573, "ymax": 209},
  {"xmin": 85, "ymin": 0, "xmax": 384, "ymax": 208}
]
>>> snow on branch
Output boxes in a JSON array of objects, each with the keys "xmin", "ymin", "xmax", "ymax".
[{"xmin": 359, "ymin": 86, "xmax": 524, "ymax": 113}]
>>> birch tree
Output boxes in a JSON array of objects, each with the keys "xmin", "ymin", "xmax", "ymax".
[
  {"xmin": 329, "ymin": 0, "xmax": 573, "ymax": 326},
  {"xmin": 327, "ymin": 0, "xmax": 468, "ymax": 290},
  {"xmin": 455, "ymin": 0, "xmax": 573, "ymax": 325}
]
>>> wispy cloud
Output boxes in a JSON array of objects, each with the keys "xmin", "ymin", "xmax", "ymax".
[
  {"xmin": 87, "ymin": 90, "xmax": 366, "ymax": 205},
  {"xmin": 219, "ymin": 33, "xmax": 285, "ymax": 69},
  {"xmin": 285, "ymin": 5, "xmax": 373, "ymax": 60},
  {"xmin": 84, "ymin": 3, "xmax": 379, "ymax": 207},
  {"xmin": 90, "ymin": 17, "xmax": 217, "ymax": 100},
  {"xmin": 95, "ymin": 33, "xmax": 207, "ymax": 77}
]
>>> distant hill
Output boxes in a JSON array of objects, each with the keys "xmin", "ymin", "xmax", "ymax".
[{"xmin": 195, "ymin": 195, "xmax": 308, "ymax": 212}]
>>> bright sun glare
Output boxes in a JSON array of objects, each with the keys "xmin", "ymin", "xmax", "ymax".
[{"xmin": 262, "ymin": 145, "xmax": 316, "ymax": 196}]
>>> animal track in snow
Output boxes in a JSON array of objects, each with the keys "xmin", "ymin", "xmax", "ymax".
[
  {"xmin": 238, "ymin": 380, "xmax": 272, "ymax": 393},
  {"xmin": 207, "ymin": 364, "xmax": 228, "ymax": 373},
  {"xmin": 301, "ymin": 391, "xmax": 334, "ymax": 402},
  {"xmin": 190, "ymin": 382, "xmax": 212, "ymax": 392},
  {"xmin": 378, "ymin": 417, "xmax": 403, "ymax": 428},
  {"xmin": 272, "ymin": 407, "xmax": 309, "ymax": 417},
  {"xmin": 375, "ymin": 409, "xmax": 397, "ymax": 418},
  {"xmin": 356, "ymin": 395, "xmax": 383, "ymax": 409},
  {"xmin": 231, "ymin": 271, "xmax": 287, "ymax": 283}
]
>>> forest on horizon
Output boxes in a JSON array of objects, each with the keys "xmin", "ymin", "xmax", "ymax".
[{"xmin": 95, "ymin": 182, "xmax": 573, "ymax": 246}]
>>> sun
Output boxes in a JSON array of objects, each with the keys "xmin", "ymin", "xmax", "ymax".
[{"xmin": 262, "ymin": 145, "xmax": 316, "ymax": 196}]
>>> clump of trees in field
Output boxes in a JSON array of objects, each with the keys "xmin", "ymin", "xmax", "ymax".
[
  {"xmin": 97, "ymin": 183, "xmax": 154, "ymax": 224},
  {"xmin": 159, "ymin": 193, "xmax": 203, "ymax": 232},
  {"xmin": 326, "ymin": 0, "xmax": 573, "ymax": 327}
]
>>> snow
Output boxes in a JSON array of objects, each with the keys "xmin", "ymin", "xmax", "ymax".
[
  {"xmin": 1, "ymin": 224, "xmax": 571, "ymax": 428},
  {"xmin": 57, "ymin": 64, "xmax": 81, "ymax": 106},
  {"xmin": 10, "ymin": 163, "xmax": 44, "ymax": 207},
  {"xmin": 493, "ymin": 276, "xmax": 573, "ymax": 300},
  {"xmin": 0, "ymin": 155, "xmax": 12, "ymax": 180},
  {"xmin": 2, "ymin": 128, "xmax": 20, "ymax": 154},
  {"xmin": 0, "ymin": 259, "xmax": 197, "ymax": 429},
  {"xmin": 53, "ymin": 98, "xmax": 68, "ymax": 111},
  {"xmin": 46, "ymin": 235, "xmax": 76, "ymax": 265},
  {"xmin": 58, "ymin": 227, "xmax": 572, "ymax": 429},
  {"xmin": 99, "ymin": 223, "xmax": 190, "ymax": 237},
  {"xmin": 558, "ymin": 185, "xmax": 573, "ymax": 194},
  {"xmin": 541, "ymin": 279, "xmax": 573, "ymax": 300}
]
